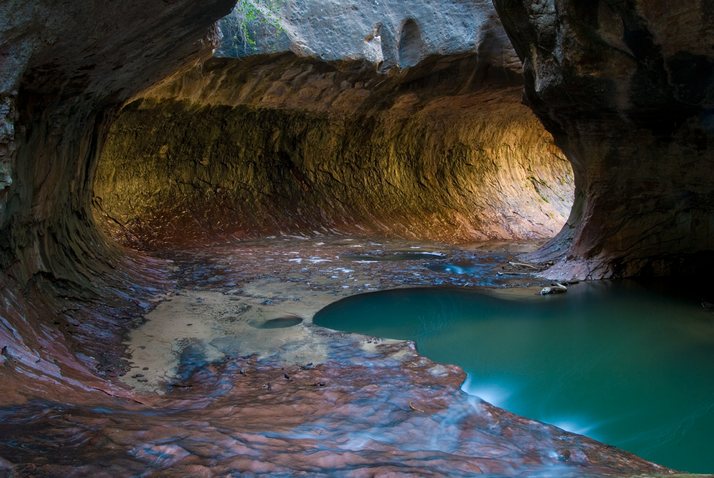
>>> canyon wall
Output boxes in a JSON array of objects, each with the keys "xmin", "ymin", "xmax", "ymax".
[
  {"xmin": 494, "ymin": 0, "xmax": 714, "ymax": 278},
  {"xmin": 94, "ymin": 0, "xmax": 572, "ymax": 248},
  {"xmin": 94, "ymin": 53, "xmax": 573, "ymax": 247},
  {"xmin": 0, "ymin": 0, "xmax": 234, "ymax": 397}
]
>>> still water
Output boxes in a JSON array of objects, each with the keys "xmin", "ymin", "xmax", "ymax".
[{"xmin": 314, "ymin": 282, "xmax": 714, "ymax": 473}]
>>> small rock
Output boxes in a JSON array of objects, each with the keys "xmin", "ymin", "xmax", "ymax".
[{"xmin": 540, "ymin": 283, "xmax": 568, "ymax": 295}]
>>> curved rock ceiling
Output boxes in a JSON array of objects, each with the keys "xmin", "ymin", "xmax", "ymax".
[{"xmin": 92, "ymin": 0, "xmax": 572, "ymax": 248}]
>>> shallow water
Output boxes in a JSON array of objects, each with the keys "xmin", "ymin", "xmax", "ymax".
[
  {"xmin": 314, "ymin": 281, "xmax": 714, "ymax": 473},
  {"xmin": 121, "ymin": 237, "xmax": 537, "ymax": 392}
]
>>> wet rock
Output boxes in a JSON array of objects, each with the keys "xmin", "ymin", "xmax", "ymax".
[
  {"xmin": 258, "ymin": 316, "xmax": 304, "ymax": 329},
  {"xmin": 0, "ymin": 0, "xmax": 235, "ymax": 393},
  {"xmin": 540, "ymin": 283, "xmax": 568, "ymax": 296},
  {"xmin": 0, "ymin": 338, "xmax": 673, "ymax": 477}
]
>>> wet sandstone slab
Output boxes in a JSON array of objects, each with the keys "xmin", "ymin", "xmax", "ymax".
[{"xmin": 0, "ymin": 342, "xmax": 676, "ymax": 478}]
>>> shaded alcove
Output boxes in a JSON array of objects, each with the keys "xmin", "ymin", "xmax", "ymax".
[
  {"xmin": 397, "ymin": 19, "xmax": 425, "ymax": 69},
  {"xmin": 92, "ymin": 53, "xmax": 574, "ymax": 249},
  {"xmin": 493, "ymin": 0, "xmax": 714, "ymax": 279}
]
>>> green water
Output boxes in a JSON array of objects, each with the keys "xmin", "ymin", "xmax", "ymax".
[{"xmin": 313, "ymin": 282, "xmax": 714, "ymax": 473}]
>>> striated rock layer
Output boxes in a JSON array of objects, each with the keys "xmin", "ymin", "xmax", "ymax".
[
  {"xmin": 94, "ymin": 53, "xmax": 573, "ymax": 248},
  {"xmin": 494, "ymin": 0, "xmax": 714, "ymax": 279}
]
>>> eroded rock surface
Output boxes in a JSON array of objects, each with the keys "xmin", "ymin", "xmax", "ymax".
[
  {"xmin": 217, "ymin": 0, "xmax": 521, "ymax": 75},
  {"xmin": 91, "ymin": 0, "xmax": 575, "ymax": 248},
  {"xmin": 494, "ymin": 0, "xmax": 714, "ymax": 279},
  {"xmin": 94, "ymin": 53, "xmax": 573, "ymax": 247},
  {"xmin": 0, "ymin": 0, "xmax": 703, "ymax": 475},
  {"xmin": 0, "ymin": 338, "xmax": 672, "ymax": 477},
  {"xmin": 0, "ymin": 237, "xmax": 673, "ymax": 477}
]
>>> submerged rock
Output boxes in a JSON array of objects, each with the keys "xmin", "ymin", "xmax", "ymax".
[{"xmin": 540, "ymin": 283, "xmax": 568, "ymax": 295}]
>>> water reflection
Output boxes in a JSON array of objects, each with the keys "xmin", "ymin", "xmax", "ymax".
[{"xmin": 314, "ymin": 281, "xmax": 714, "ymax": 473}]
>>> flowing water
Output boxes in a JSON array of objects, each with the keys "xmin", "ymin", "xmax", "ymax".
[{"xmin": 314, "ymin": 281, "xmax": 714, "ymax": 473}]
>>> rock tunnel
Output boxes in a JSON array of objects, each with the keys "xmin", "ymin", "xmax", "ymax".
[{"xmin": 0, "ymin": 0, "xmax": 712, "ymax": 475}]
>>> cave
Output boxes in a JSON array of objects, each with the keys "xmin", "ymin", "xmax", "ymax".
[{"xmin": 0, "ymin": 0, "xmax": 712, "ymax": 476}]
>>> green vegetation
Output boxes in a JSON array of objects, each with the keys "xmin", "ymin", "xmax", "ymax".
[{"xmin": 218, "ymin": 0, "xmax": 285, "ymax": 56}]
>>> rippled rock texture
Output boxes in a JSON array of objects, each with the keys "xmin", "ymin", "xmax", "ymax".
[
  {"xmin": 0, "ymin": 237, "xmax": 675, "ymax": 477},
  {"xmin": 94, "ymin": 53, "xmax": 573, "ymax": 247},
  {"xmin": 0, "ymin": 341, "xmax": 674, "ymax": 477},
  {"xmin": 494, "ymin": 0, "xmax": 714, "ymax": 279}
]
